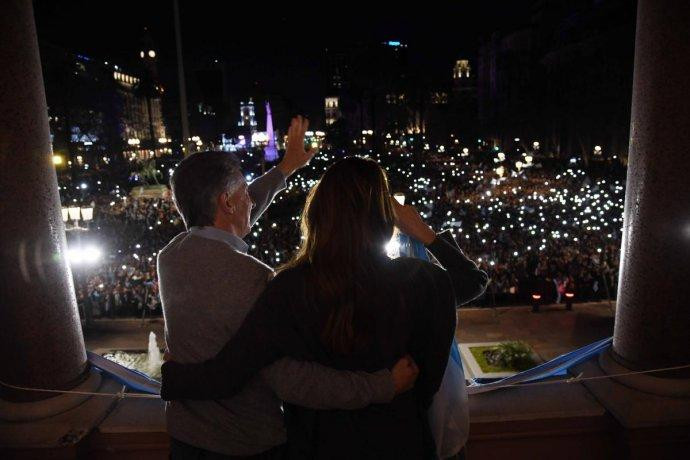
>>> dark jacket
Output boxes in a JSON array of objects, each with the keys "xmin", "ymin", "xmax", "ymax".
[{"xmin": 161, "ymin": 231, "xmax": 489, "ymax": 459}]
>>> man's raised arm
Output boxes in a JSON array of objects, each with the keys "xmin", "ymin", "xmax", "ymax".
[{"xmin": 248, "ymin": 115, "xmax": 317, "ymax": 226}]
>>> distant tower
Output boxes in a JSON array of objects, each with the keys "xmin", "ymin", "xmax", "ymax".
[
  {"xmin": 139, "ymin": 28, "xmax": 160, "ymax": 81},
  {"xmin": 325, "ymin": 96, "xmax": 340, "ymax": 125},
  {"xmin": 238, "ymin": 98, "xmax": 257, "ymax": 133},
  {"xmin": 264, "ymin": 101, "xmax": 278, "ymax": 162},
  {"xmin": 453, "ymin": 59, "xmax": 471, "ymax": 80},
  {"xmin": 134, "ymin": 29, "xmax": 167, "ymax": 146}
]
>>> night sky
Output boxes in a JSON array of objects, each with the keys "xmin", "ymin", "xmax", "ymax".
[{"xmin": 34, "ymin": 1, "xmax": 533, "ymax": 122}]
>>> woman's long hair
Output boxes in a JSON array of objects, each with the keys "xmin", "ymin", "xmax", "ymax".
[{"xmin": 281, "ymin": 156, "xmax": 396, "ymax": 354}]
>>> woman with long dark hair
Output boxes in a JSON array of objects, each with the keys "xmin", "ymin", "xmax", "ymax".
[{"xmin": 161, "ymin": 156, "xmax": 488, "ymax": 459}]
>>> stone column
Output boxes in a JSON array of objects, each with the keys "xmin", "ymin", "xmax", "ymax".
[
  {"xmin": 0, "ymin": 0, "xmax": 88, "ymax": 402},
  {"xmin": 610, "ymin": 0, "xmax": 690, "ymax": 379}
]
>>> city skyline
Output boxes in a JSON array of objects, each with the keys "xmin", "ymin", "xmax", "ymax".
[
  {"xmin": 34, "ymin": 1, "xmax": 533, "ymax": 120},
  {"xmin": 35, "ymin": 0, "xmax": 638, "ymax": 165}
]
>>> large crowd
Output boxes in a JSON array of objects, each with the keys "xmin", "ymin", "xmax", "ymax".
[
  {"xmin": 66, "ymin": 192, "xmax": 182, "ymax": 320},
  {"xmin": 61, "ymin": 142, "xmax": 626, "ymax": 319}
]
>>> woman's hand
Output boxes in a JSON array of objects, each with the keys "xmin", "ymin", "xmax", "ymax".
[{"xmin": 391, "ymin": 200, "xmax": 436, "ymax": 245}]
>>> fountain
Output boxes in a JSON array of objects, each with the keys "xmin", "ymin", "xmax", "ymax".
[
  {"xmin": 101, "ymin": 331, "xmax": 163, "ymax": 380},
  {"xmin": 147, "ymin": 331, "xmax": 162, "ymax": 376}
]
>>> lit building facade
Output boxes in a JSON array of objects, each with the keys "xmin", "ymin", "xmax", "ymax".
[
  {"xmin": 113, "ymin": 70, "xmax": 167, "ymax": 144},
  {"xmin": 325, "ymin": 96, "xmax": 341, "ymax": 125},
  {"xmin": 238, "ymin": 98, "xmax": 258, "ymax": 132},
  {"xmin": 41, "ymin": 43, "xmax": 169, "ymax": 164},
  {"xmin": 454, "ymin": 59, "xmax": 471, "ymax": 79}
]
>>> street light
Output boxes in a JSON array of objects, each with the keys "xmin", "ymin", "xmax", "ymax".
[
  {"xmin": 80, "ymin": 207, "xmax": 94, "ymax": 222},
  {"xmin": 62, "ymin": 206, "xmax": 94, "ymax": 230},
  {"xmin": 67, "ymin": 206, "xmax": 81, "ymax": 221}
]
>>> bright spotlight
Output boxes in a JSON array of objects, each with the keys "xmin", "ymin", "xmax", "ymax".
[
  {"xmin": 67, "ymin": 245, "xmax": 102, "ymax": 265},
  {"xmin": 385, "ymin": 238, "xmax": 400, "ymax": 258}
]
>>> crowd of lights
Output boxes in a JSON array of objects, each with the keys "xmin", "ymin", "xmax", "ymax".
[{"xmin": 59, "ymin": 136, "xmax": 626, "ymax": 309}]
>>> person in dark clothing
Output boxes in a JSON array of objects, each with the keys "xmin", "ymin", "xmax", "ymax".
[{"xmin": 161, "ymin": 156, "xmax": 489, "ymax": 459}]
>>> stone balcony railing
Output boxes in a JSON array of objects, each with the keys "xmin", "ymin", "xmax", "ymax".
[{"xmin": 3, "ymin": 364, "xmax": 688, "ymax": 459}]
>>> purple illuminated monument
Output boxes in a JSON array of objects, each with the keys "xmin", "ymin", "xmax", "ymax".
[{"xmin": 264, "ymin": 101, "xmax": 278, "ymax": 162}]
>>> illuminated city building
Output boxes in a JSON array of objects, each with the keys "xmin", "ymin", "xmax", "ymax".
[
  {"xmin": 324, "ymin": 96, "xmax": 340, "ymax": 125},
  {"xmin": 238, "ymin": 98, "xmax": 258, "ymax": 133},
  {"xmin": 41, "ymin": 42, "xmax": 169, "ymax": 163},
  {"xmin": 454, "ymin": 59, "xmax": 471, "ymax": 79}
]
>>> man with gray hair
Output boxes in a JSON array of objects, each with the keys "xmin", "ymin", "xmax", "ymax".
[{"xmin": 159, "ymin": 116, "xmax": 418, "ymax": 459}]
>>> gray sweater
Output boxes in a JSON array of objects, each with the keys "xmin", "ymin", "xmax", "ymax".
[{"xmin": 158, "ymin": 167, "xmax": 393, "ymax": 456}]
